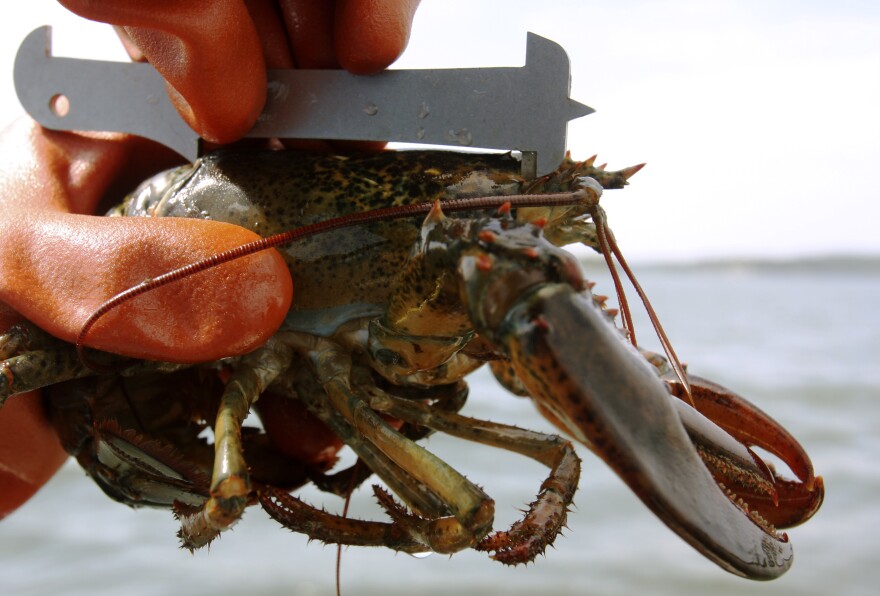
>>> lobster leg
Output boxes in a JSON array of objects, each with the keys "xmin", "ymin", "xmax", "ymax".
[
  {"xmin": 0, "ymin": 323, "xmax": 97, "ymax": 405},
  {"xmin": 259, "ymin": 484, "xmax": 430, "ymax": 554},
  {"xmin": 367, "ymin": 390, "xmax": 581, "ymax": 564},
  {"xmin": 277, "ymin": 342, "xmax": 453, "ymax": 516},
  {"xmin": 0, "ymin": 321, "xmax": 67, "ymax": 357},
  {"xmin": 0, "ymin": 321, "xmax": 193, "ymax": 406},
  {"xmin": 308, "ymin": 378, "xmax": 470, "ymax": 497},
  {"xmin": 0, "ymin": 348, "xmax": 94, "ymax": 407},
  {"xmin": 278, "ymin": 330, "xmax": 496, "ymax": 555},
  {"xmin": 177, "ymin": 337, "xmax": 294, "ymax": 549}
]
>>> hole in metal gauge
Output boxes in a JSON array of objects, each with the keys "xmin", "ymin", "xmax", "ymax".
[{"xmin": 49, "ymin": 94, "xmax": 70, "ymax": 117}]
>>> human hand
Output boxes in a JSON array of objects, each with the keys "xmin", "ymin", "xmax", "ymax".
[
  {"xmin": 0, "ymin": 0, "xmax": 420, "ymax": 517},
  {"xmin": 59, "ymin": 0, "xmax": 421, "ymax": 144},
  {"xmin": 0, "ymin": 118, "xmax": 294, "ymax": 519}
]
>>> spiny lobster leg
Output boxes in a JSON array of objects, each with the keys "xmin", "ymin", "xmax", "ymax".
[
  {"xmin": 177, "ymin": 337, "xmax": 294, "ymax": 549},
  {"xmin": 367, "ymin": 390, "xmax": 580, "ymax": 564}
]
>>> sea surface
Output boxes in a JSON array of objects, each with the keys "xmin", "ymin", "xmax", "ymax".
[{"xmin": 1, "ymin": 257, "xmax": 877, "ymax": 596}]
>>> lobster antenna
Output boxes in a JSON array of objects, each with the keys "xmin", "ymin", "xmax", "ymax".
[
  {"xmin": 76, "ymin": 189, "xmax": 597, "ymax": 367},
  {"xmin": 336, "ymin": 459, "xmax": 362, "ymax": 596},
  {"xmin": 599, "ymin": 218, "xmax": 694, "ymax": 406},
  {"xmin": 590, "ymin": 205, "xmax": 637, "ymax": 346}
]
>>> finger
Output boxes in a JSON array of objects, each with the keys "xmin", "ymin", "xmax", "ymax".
[
  {"xmin": 0, "ymin": 119, "xmax": 293, "ymax": 363},
  {"xmin": 279, "ymin": 0, "xmax": 417, "ymax": 151},
  {"xmin": 243, "ymin": 0, "xmax": 296, "ymax": 69},
  {"xmin": 0, "ymin": 389, "xmax": 68, "ymax": 519},
  {"xmin": 278, "ymin": 0, "xmax": 339, "ymax": 68},
  {"xmin": 112, "ymin": 25, "xmax": 146, "ymax": 61},
  {"xmin": 247, "ymin": 0, "xmax": 335, "ymax": 149},
  {"xmin": 59, "ymin": 0, "xmax": 267, "ymax": 144},
  {"xmin": 0, "ymin": 212, "xmax": 292, "ymax": 363},
  {"xmin": 335, "ymin": 0, "xmax": 420, "ymax": 74}
]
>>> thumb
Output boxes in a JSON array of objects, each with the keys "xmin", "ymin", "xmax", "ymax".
[
  {"xmin": 0, "ymin": 119, "xmax": 292, "ymax": 362},
  {"xmin": 59, "ymin": 0, "xmax": 267, "ymax": 143},
  {"xmin": 0, "ymin": 212, "xmax": 293, "ymax": 363}
]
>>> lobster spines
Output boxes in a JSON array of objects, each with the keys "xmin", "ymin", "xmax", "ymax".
[
  {"xmin": 523, "ymin": 154, "xmax": 646, "ymax": 193},
  {"xmin": 619, "ymin": 162, "xmax": 646, "ymax": 181}
]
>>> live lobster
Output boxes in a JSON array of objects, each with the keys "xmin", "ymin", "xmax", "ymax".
[{"xmin": 0, "ymin": 149, "xmax": 822, "ymax": 579}]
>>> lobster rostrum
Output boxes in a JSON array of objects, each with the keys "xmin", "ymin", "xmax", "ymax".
[{"xmin": 0, "ymin": 150, "xmax": 822, "ymax": 579}]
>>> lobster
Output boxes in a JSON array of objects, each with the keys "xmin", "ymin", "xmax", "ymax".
[{"xmin": 0, "ymin": 149, "xmax": 822, "ymax": 579}]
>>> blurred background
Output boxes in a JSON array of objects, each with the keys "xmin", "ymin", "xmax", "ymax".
[{"xmin": 1, "ymin": 1, "xmax": 878, "ymax": 595}]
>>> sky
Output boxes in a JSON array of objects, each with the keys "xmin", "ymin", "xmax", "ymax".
[{"xmin": 1, "ymin": 0, "xmax": 878, "ymax": 261}]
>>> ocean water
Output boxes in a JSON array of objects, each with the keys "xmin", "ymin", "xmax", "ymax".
[{"xmin": 1, "ymin": 258, "xmax": 877, "ymax": 596}]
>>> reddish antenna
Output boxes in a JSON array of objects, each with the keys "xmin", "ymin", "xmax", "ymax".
[
  {"xmin": 589, "ymin": 204, "xmax": 693, "ymax": 406},
  {"xmin": 76, "ymin": 189, "xmax": 598, "ymax": 366}
]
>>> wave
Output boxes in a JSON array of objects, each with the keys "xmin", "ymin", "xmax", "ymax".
[{"xmin": 580, "ymin": 253, "xmax": 880, "ymax": 274}]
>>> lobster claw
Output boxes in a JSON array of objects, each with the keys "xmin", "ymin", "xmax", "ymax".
[
  {"xmin": 667, "ymin": 375, "xmax": 824, "ymax": 530},
  {"xmin": 491, "ymin": 284, "xmax": 801, "ymax": 579}
]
